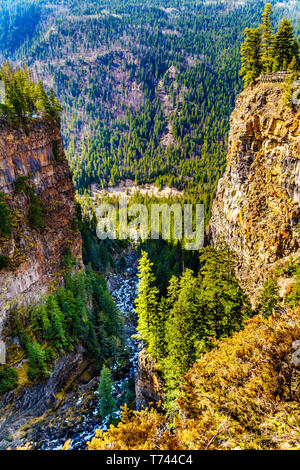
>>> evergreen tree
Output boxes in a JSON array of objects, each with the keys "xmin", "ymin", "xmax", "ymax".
[
  {"xmin": 47, "ymin": 295, "xmax": 67, "ymax": 350},
  {"xmin": 240, "ymin": 27, "xmax": 263, "ymax": 88},
  {"xmin": 135, "ymin": 251, "xmax": 159, "ymax": 344},
  {"xmin": 31, "ymin": 304, "xmax": 51, "ymax": 339},
  {"xmin": 261, "ymin": 3, "xmax": 273, "ymax": 72},
  {"xmin": 86, "ymin": 321, "xmax": 102, "ymax": 365},
  {"xmin": 283, "ymin": 57, "xmax": 299, "ymax": 107},
  {"xmin": 164, "ymin": 269, "xmax": 198, "ymax": 383},
  {"xmin": 0, "ymin": 63, "xmax": 62, "ymax": 120},
  {"xmin": 27, "ymin": 341, "xmax": 51, "ymax": 380},
  {"xmin": 0, "ymin": 367, "xmax": 18, "ymax": 394},
  {"xmin": 56, "ymin": 287, "xmax": 81, "ymax": 342},
  {"xmin": 258, "ymin": 278, "xmax": 280, "ymax": 319},
  {"xmin": 35, "ymin": 80, "xmax": 52, "ymax": 117},
  {"xmin": 161, "ymin": 246, "xmax": 250, "ymax": 402},
  {"xmin": 27, "ymin": 193, "xmax": 45, "ymax": 229},
  {"xmin": 153, "ymin": 297, "xmax": 168, "ymax": 361},
  {"xmin": 198, "ymin": 245, "xmax": 249, "ymax": 340},
  {"xmin": 271, "ymin": 19, "xmax": 296, "ymax": 72},
  {"xmin": 49, "ymin": 89, "xmax": 63, "ymax": 119},
  {"xmin": 98, "ymin": 365, "xmax": 117, "ymax": 420},
  {"xmin": 240, "ymin": 8, "xmax": 299, "ymax": 87},
  {"xmin": 0, "ymin": 193, "xmax": 12, "ymax": 238}
]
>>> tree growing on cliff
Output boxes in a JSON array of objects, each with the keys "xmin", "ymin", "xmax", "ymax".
[
  {"xmin": 240, "ymin": 6, "xmax": 300, "ymax": 87},
  {"xmin": 240, "ymin": 26, "xmax": 263, "ymax": 88},
  {"xmin": 27, "ymin": 341, "xmax": 51, "ymax": 380},
  {"xmin": 35, "ymin": 82, "xmax": 62, "ymax": 120},
  {"xmin": 46, "ymin": 295, "xmax": 67, "ymax": 351},
  {"xmin": 0, "ymin": 367, "xmax": 18, "ymax": 395},
  {"xmin": 27, "ymin": 193, "xmax": 45, "ymax": 229},
  {"xmin": 271, "ymin": 19, "xmax": 298, "ymax": 72},
  {"xmin": 98, "ymin": 365, "xmax": 117, "ymax": 420},
  {"xmin": 0, "ymin": 192, "xmax": 12, "ymax": 238},
  {"xmin": 258, "ymin": 278, "xmax": 281, "ymax": 319},
  {"xmin": 0, "ymin": 62, "xmax": 62, "ymax": 120},
  {"xmin": 261, "ymin": 3, "xmax": 273, "ymax": 72},
  {"xmin": 198, "ymin": 245, "xmax": 250, "ymax": 339}
]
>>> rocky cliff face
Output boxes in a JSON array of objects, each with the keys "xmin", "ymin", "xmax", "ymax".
[
  {"xmin": 135, "ymin": 349, "xmax": 164, "ymax": 409},
  {"xmin": 0, "ymin": 345, "xmax": 86, "ymax": 449},
  {"xmin": 209, "ymin": 83, "xmax": 300, "ymax": 300},
  {"xmin": 0, "ymin": 118, "xmax": 82, "ymax": 337}
]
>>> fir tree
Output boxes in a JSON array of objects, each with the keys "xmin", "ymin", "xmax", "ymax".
[
  {"xmin": 27, "ymin": 341, "xmax": 51, "ymax": 380},
  {"xmin": 198, "ymin": 245, "xmax": 249, "ymax": 340},
  {"xmin": 35, "ymin": 80, "xmax": 52, "ymax": 117},
  {"xmin": 0, "ymin": 193, "xmax": 12, "ymax": 238},
  {"xmin": 258, "ymin": 278, "xmax": 280, "ymax": 319},
  {"xmin": 261, "ymin": 3, "xmax": 273, "ymax": 72},
  {"xmin": 240, "ymin": 8, "xmax": 299, "ymax": 87},
  {"xmin": 47, "ymin": 295, "xmax": 67, "ymax": 350},
  {"xmin": 154, "ymin": 297, "xmax": 168, "ymax": 361},
  {"xmin": 240, "ymin": 27, "xmax": 263, "ymax": 88},
  {"xmin": 283, "ymin": 57, "xmax": 299, "ymax": 107},
  {"xmin": 31, "ymin": 304, "xmax": 51, "ymax": 339},
  {"xmin": 0, "ymin": 63, "xmax": 62, "ymax": 120},
  {"xmin": 165, "ymin": 269, "xmax": 198, "ymax": 381},
  {"xmin": 98, "ymin": 365, "xmax": 117, "ymax": 420},
  {"xmin": 271, "ymin": 19, "xmax": 296, "ymax": 72},
  {"xmin": 49, "ymin": 89, "xmax": 63, "ymax": 120},
  {"xmin": 135, "ymin": 251, "xmax": 159, "ymax": 344}
]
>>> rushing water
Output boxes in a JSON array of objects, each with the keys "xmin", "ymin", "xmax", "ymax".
[{"xmin": 37, "ymin": 259, "xmax": 140, "ymax": 450}]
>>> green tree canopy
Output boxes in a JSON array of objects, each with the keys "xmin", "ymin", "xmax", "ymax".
[
  {"xmin": 98, "ymin": 365, "xmax": 117, "ymax": 420},
  {"xmin": 0, "ymin": 62, "xmax": 62, "ymax": 120},
  {"xmin": 240, "ymin": 5, "xmax": 300, "ymax": 87}
]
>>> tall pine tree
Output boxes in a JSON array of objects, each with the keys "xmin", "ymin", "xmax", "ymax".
[
  {"xmin": 261, "ymin": 3, "xmax": 273, "ymax": 72},
  {"xmin": 271, "ymin": 19, "xmax": 296, "ymax": 71},
  {"xmin": 240, "ymin": 27, "xmax": 263, "ymax": 88},
  {"xmin": 98, "ymin": 365, "xmax": 117, "ymax": 419},
  {"xmin": 135, "ymin": 251, "xmax": 159, "ymax": 347}
]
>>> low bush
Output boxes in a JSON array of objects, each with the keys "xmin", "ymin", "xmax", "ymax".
[
  {"xmin": 0, "ymin": 193, "xmax": 12, "ymax": 238},
  {"xmin": 0, "ymin": 254, "xmax": 10, "ymax": 270},
  {"xmin": 0, "ymin": 367, "xmax": 18, "ymax": 394}
]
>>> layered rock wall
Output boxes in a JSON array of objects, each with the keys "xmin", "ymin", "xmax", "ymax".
[
  {"xmin": 135, "ymin": 349, "xmax": 164, "ymax": 409},
  {"xmin": 0, "ymin": 118, "xmax": 82, "ymax": 334},
  {"xmin": 209, "ymin": 83, "xmax": 300, "ymax": 300}
]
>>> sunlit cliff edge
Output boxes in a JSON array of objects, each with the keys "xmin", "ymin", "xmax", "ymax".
[
  {"xmin": 0, "ymin": 119, "xmax": 83, "ymax": 337},
  {"xmin": 209, "ymin": 82, "xmax": 300, "ymax": 302}
]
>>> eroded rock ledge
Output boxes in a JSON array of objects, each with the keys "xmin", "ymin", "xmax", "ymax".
[
  {"xmin": 209, "ymin": 83, "xmax": 300, "ymax": 301},
  {"xmin": 0, "ymin": 118, "xmax": 82, "ymax": 334},
  {"xmin": 135, "ymin": 349, "xmax": 164, "ymax": 409}
]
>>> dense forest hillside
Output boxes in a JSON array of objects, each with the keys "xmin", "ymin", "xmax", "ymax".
[{"xmin": 1, "ymin": 0, "xmax": 299, "ymax": 219}]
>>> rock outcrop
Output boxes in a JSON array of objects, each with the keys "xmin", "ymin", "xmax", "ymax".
[
  {"xmin": 0, "ymin": 118, "xmax": 82, "ymax": 336},
  {"xmin": 0, "ymin": 345, "xmax": 86, "ymax": 449},
  {"xmin": 135, "ymin": 349, "xmax": 164, "ymax": 409},
  {"xmin": 209, "ymin": 83, "xmax": 300, "ymax": 301}
]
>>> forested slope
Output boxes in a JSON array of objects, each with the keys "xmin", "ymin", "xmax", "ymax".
[{"xmin": 2, "ymin": 1, "xmax": 299, "ymax": 218}]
